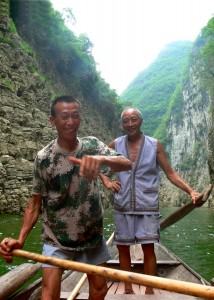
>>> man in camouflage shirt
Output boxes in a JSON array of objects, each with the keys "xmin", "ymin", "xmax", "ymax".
[{"xmin": 0, "ymin": 96, "xmax": 131, "ymax": 300}]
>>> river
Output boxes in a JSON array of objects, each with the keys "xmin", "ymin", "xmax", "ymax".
[{"xmin": 0, "ymin": 207, "xmax": 214, "ymax": 282}]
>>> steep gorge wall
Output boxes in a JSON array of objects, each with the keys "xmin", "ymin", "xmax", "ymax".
[
  {"xmin": 1, "ymin": 0, "xmax": 213, "ymax": 213},
  {"xmin": 0, "ymin": 4, "xmax": 117, "ymax": 213},
  {"xmin": 159, "ymin": 59, "xmax": 213, "ymax": 207}
]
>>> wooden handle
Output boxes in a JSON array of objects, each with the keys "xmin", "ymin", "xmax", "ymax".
[
  {"xmin": 12, "ymin": 248, "xmax": 214, "ymax": 298},
  {"xmin": 160, "ymin": 184, "xmax": 213, "ymax": 231}
]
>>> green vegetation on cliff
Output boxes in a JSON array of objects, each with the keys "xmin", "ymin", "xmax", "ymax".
[
  {"xmin": 196, "ymin": 17, "xmax": 214, "ymax": 182},
  {"xmin": 120, "ymin": 41, "xmax": 192, "ymax": 136},
  {"xmin": 8, "ymin": 0, "xmax": 122, "ymax": 132}
]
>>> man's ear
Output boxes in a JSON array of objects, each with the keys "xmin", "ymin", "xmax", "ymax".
[{"xmin": 50, "ymin": 116, "xmax": 55, "ymax": 126}]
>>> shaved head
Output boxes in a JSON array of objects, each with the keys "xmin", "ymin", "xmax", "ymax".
[{"xmin": 121, "ymin": 107, "xmax": 143, "ymax": 121}]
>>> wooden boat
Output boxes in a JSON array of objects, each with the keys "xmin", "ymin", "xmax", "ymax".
[
  {"xmin": 60, "ymin": 242, "xmax": 213, "ymax": 300},
  {"xmin": 1, "ymin": 241, "xmax": 213, "ymax": 300},
  {"xmin": 1, "ymin": 184, "xmax": 213, "ymax": 299}
]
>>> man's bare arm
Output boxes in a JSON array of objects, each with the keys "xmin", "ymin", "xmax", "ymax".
[
  {"xmin": 68, "ymin": 155, "xmax": 131, "ymax": 181},
  {"xmin": 157, "ymin": 142, "xmax": 201, "ymax": 203},
  {"xmin": 0, "ymin": 194, "xmax": 42, "ymax": 263},
  {"xmin": 18, "ymin": 194, "xmax": 42, "ymax": 246}
]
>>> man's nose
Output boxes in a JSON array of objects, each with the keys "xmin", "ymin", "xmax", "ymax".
[
  {"xmin": 66, "ymin": 116, "xmax": 75, "ymax": 125},
  {"xmin": 127, "ymin": 119, "xmax": 134, "ymax": 126}
]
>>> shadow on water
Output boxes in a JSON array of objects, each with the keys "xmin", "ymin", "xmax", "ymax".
[{"xmin": 1, "ymin": 207, "xmax": 214, "ymax": 282}]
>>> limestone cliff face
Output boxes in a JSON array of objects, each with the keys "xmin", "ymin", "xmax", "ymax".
[
  {"xmin": 0, "ymin": 10, "xmax": 116, "ymax": 213},
  {"xmin": 159, "ymin": 60, "xmax": 212, "ymax": 207},
  {"xmin": 0, "ymin": 38, "xmax": 55, "ymax": 213}
]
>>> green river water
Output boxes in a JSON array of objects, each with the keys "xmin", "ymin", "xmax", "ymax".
[{"xmin": 0, "ymin": 207, "xmax": 214, "ymax": 282}]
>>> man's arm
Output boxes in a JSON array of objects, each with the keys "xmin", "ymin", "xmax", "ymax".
[
  {"xmin": 68, "ymin": 155, "xmax": 131, "ymax": 181},
  {"xmin": 0, "ymin": 194, "xmax": 42, "ymax": 263},
  {"xmin": 157, "ymin": 142, "xmax": 202, "ymax": 204}
]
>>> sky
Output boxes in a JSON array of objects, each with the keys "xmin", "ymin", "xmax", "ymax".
[{"xmin": 51, "ymin": 0, "xmax": 214, "ymax": 94}]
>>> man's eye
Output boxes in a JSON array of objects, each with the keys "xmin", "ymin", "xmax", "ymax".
[
  {"xmin": 131, "ymin": 118, "xmax": 137, "ymax": 122},
  {"xmin": 60, "ymin": 115, "xmax": 69, "ymax": 120},
  {"xmin": 122, "ymin": 118, "xmax": 138, "ymax": 124},
  {"xmin": 59, "ymin": 114, "xmax": 80, "ymax": 120},
  {"xmin": 72, "ymin": 114, "xmax": 80, "ymax": 119}
]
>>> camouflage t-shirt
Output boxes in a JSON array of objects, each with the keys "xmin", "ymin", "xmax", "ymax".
[{"xmin": 32, "ymin": 136, "xmax": 118, "ymax": 251}]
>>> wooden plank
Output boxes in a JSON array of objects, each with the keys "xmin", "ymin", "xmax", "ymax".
[
  {"xmin": 75, "ymin": 293, "xmax": 183, "ymax": 299},
  {"xmin": 75, "ymin": 294, "xmax": 90, "ymax": 299},
  {"xmin": 115, "ymin": 281, "xmax": 125, "ymax": 294},
  {"xmin": 104, "ymin": 295, "xmax": 169, "ymax": 299},
  {"xmin": 8, "ymin": 277, "xmax": 42, "ymax": 300},
  {"xmin": 107, "ymin": 282, "xmax": 119, "ymax": 294},
  {"xmin": 75, "ymin": 292, "xmax": 202, "ymax": 300},
  {"xmin": 60, "ymin": 292, "xmax": 73, "ymax": 299},
  {"xmin": 107, "ymin": 281, "xmax": 113, "ymax": 288},
  {"xmin": 140, "ymin": 285, "xmax": 146, "ymax": 294},
  {"xmin": 153, "ymin": 288, "xmax": 161, "ymax": 295},
  {"xmin": 0, "ymin": 263, "xmax": 41, "ymax": 300},
  {"xmin": 132, "ymin": 283, "xmax": 141, "ymax": 294},
  {"xmin": 107, "ymin": 260, "xmax": 180, "ymax": 266},
  {"xmin": 167, "ymin": 292, "xmax": 202, "ymax": 299},
  {"xmin": 158, "ymin": 288, "xmax": 172, "ymax": 295}
]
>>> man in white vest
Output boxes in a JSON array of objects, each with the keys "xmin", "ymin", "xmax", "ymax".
[{"xmin": 100, "ymin": 107, "xmax": 201, "ymax": 294}]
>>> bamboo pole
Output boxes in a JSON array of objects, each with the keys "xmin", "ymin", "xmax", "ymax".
[
  {"xmin": 160, "ymin": 184, "xmax": 213, "ymax": 231},
  {"xmin": 12, "ymin": 248, "xmax": 214, "ymax": 299},
  {"xmin": 67, "ymin": 273, "xmax": 87, "ymax": 300},
  {"xmin": 67, "ymin": 232, "xmax": 115, "ymax": 300}
]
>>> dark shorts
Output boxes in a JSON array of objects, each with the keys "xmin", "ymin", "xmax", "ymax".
[{"xmin": 113, "ymin": 213, "xmax": 160, "ymax": 245}]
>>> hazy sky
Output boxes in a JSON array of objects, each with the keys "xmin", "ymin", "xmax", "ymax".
[{"xmin": 51, "ymin": 0, "xmax": 214, "ymax": 94}]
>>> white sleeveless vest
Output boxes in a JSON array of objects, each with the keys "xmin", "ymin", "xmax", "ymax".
[{"xmin": 114, "ymin": 134, "xmax": 159, "ymax": 214}]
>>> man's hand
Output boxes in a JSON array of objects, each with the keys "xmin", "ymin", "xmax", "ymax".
[
  {"xmin": 68, "ymin": 155, "xmax": 103, "ymax": 181},
  {"xmin": 190, "ymin": 191, "xmax": 203, "ymax": 205},
  {"xmin": 105, "ymin": 180, "xmax": 121, "ymax": 192},
  {"xmin": 0, "ymin": 238, "xmax": 22, "ymax": 263}
]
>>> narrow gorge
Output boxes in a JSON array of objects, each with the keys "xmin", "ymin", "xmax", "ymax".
[{"xmin": 0, "ymin": 0, "xmax": 213, "ymax": 213}]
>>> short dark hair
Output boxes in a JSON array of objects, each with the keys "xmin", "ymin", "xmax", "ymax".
[{"xmin": 50, "ymin": 96, "xmax": 81, "ymax": 117}]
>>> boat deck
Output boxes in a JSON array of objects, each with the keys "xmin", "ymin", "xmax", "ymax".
[
  {"xmin": 59, "ymin": 244, "xmax": 207, "ymax": 299},
  {"xmin": 61, "ymin": 281, "xmax": 202, "ymax": 299}
]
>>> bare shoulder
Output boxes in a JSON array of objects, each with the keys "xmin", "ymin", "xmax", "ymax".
[
  {"xmin": 157, "ymin": 141, "xmax": 169, "ymax": 162},
  {"xmin": 157, "ymin": 141, "xmax": 165, "ymax": 153}
]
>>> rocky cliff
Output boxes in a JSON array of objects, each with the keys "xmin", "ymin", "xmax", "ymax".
[
  {"xmin": 0, "ymin": 0, "xmax": 117, "ymax": 213},
  {"xmin": 159, "ymin": 58, "xmax": 213, "ymax": 207}
]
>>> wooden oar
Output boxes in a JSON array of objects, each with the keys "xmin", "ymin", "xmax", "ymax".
[
  {"xmin": 67, "ymin": 232, "xmax": 115, "ymax": 300},
  {"xmin": 160, "ymin": 184, "xmax": 213, "ymax": 231},
  {"xmin": 11, "ymin": 248, "xmax": 214, "ymax": 298},
  {"xmin": 0, "ymin": 262, "xmax": 41, "ymax": 300}
]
